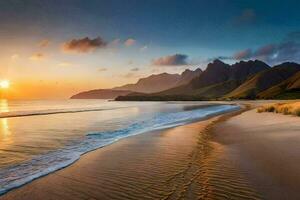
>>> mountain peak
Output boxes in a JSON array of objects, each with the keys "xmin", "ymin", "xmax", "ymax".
[
  {"xmin": 212, "ymin": 59, "xmax": 224, "ymax": 64},
  {"xmin": 181, "ymin": 69, "xmax": 192, "ymax": 74},
  {"xmin": 206, "ymin": 59, "xmax": 230, "ymax": 72},
  {"xmin": 229, "ymin": 59, "xmax": 270, "ymax": 82},
  {"xmin": 113, "ymin": 69, "xmax": 202, "ymax": 93},
  {"xmin": 180, "ymin": 68, "xmax": 202, "ymax": 76}
]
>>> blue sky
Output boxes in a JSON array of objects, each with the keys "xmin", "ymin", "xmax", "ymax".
[{"xmin": 0, "ymin": 0, "xmax": 300, "ymax": 98}]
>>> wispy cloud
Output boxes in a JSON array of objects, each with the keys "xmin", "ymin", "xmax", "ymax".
[
  {"xmin": 233, "ymin": 49, "xmax": 252, "ymax": 60},
  {"xmin": 211, "ymin": 31, "xmax": 300, "ymax": 65},
  {"xmin": 152, "ymin": 54, "xmax": 188, "ymax": 66},
  {"xmin": 62, "ymin": 37, "xmax": 107, "ymax": 53},
  {"xmin": 231, "ymin": 41, "xmax": 300, "ymax": 64},
  {"xmin": 124, "ymin": 38, "xmax": 136, "ymax": 46}
]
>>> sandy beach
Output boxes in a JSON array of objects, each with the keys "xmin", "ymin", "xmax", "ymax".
[
  {"xmin": 0, "ymin": 102, "xmax": 300, "ymax": 200},
  {"xmin": 0, "ymin": 108, "xmax": 260, "ymax": 200},
  {"xmin": 214, "ymin": 108, "xmax": 300, "ymax": 199}
]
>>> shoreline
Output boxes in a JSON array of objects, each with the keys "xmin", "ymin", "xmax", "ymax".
[
  {"xmin": 0, "ymin": 107, "xmax": 249, "ymax": 200},
  {"xmin": 1, "ymin": 101, "xmax": 299, "ymax": 199},
  {"xmin": 0, "ymin": 105, "xmax": 241, "ymax": 199}
]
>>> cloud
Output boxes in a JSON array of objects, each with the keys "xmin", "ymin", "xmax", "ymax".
[
  {"xmin": 234, "ymin": 9, "xmax": 256, "ymax": 26},
  {"xmin": 30, "ymin": 53, "xmax": 44, "ymax": 61},
  {"xmin": 211, "ymin": 32, "xmax": 300, "ymax": 64},
  {"xmin": 233, "ymin": 49, "xmax": 252, "ymax": 60},
  {"xmin": 152, "ymin": 54, "xmax": 188, "ymax": 66},
  {"xmin": 131, "ymin": 67, "xmax": 139, "ymax": 71},
  {"xmin": 98, "ymin": 68, "xmax": 107, "ymax": 72},
  {"xmin": 124, "ymin": 38, "xmax": 136, "ymax": 46},
  {"xmin": 62, "ymin": 37, "xmax": 107, "ymax": 53},
  {"xmin": 58, "ymin": 62, "xmax": 72, "ymax": 67},
  {"xmin": 232, "ymin": 41, "xmax": 300, "ymax": 64},
  {"xmin": 39, "ymin": 39, "xmax": 50, "ymax": 48}
]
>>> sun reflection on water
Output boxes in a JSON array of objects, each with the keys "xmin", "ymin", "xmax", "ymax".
[
  {"xmin": 0, "ymin": 99, "xmax": 11, "ymax": 139},
  {"xmin": 0, "ymin": 99, "xmax": 9, "ymax": 113}
]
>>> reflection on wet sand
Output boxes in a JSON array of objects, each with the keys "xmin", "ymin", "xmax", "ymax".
[{"xmin": 1, "ymin": 119, "xmax": 11, "ymax": 138}]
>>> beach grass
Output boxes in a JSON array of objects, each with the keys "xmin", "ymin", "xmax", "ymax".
[{"xmin": 257, "ymin": 102, "xmax": 300, "ymax": 116}]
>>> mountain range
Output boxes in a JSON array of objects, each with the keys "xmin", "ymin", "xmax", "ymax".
[
  {"xmin": 71, "ymin": 68, "xmax": 202, "ymax": 99},
  {"xmin": 114, "ymin": 60, "xmax": 300, "ymax": 101}
]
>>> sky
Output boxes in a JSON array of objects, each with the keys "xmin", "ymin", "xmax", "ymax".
[{"xmin": 0, "ymin": 0, "xmax": 300, "ymax": 99}]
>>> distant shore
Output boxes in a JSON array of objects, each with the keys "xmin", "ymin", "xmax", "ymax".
[{"xmin": 1, "ymin": 100, "xmax": 299, "ymax": 199}]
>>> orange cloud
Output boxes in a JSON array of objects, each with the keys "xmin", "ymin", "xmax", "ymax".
[
  {"xmin": 124, "ymin": 38, "xmax": 136, "ymax": 46},
  {"xmin": 62, "ymin": 37, "xmax": 107, "ymax": 53},
  {"xmin": 152, "ymin": 54, "xmax": 188, "ymax": 66}
]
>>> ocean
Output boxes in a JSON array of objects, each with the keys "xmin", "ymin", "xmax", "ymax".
[{"xmin": 0, "ymin": 99, "xmax": 239, "ymax": 195}]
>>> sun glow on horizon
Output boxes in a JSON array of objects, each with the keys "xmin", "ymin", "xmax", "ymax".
[{"xmin": 0, "ymin": 80, "xmax": 10, "ymax": 89}]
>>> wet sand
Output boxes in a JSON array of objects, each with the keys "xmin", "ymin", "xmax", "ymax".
[{"xmin": 0, "ymin": 109, "xmax": 261, "ymax": 200}]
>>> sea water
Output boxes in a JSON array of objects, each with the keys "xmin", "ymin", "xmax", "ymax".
[{"xmin": 0, "ymin": 99, "xmax": 239, "ymax": 195}]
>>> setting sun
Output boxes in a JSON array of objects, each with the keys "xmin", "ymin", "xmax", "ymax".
[{"xmin": 0, "ymin": 80, "xmax": 10, "ymax": 89}]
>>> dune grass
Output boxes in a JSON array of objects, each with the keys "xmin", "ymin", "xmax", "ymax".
[{"xmin": 257, "ymin": 102, "xmax": 300, "ymax": 116}]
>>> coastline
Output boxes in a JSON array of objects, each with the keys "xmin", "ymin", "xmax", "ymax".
[
  {"xmin": 0, "ymin": 107, "xmax": 254, "ymax": 200},
  {"xmin": 0, "ymin": 103, "xmax": 239, "ymax": 197},
  {"xmin": 1, "ymin": 101, "xmax": 299, "ymax": 199}
]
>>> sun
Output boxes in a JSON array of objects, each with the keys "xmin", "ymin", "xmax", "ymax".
[{"xmin": 0, "ymin": 80, "xmax": 10, "ymax": 89}]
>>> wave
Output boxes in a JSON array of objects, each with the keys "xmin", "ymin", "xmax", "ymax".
[
  {"xmin": 0, "ymin": 104, "xmax": 239, "ymax": 195},
  {"xmin": 0, "ymin": 106, "xmax": 130, "ymax": 118}
]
